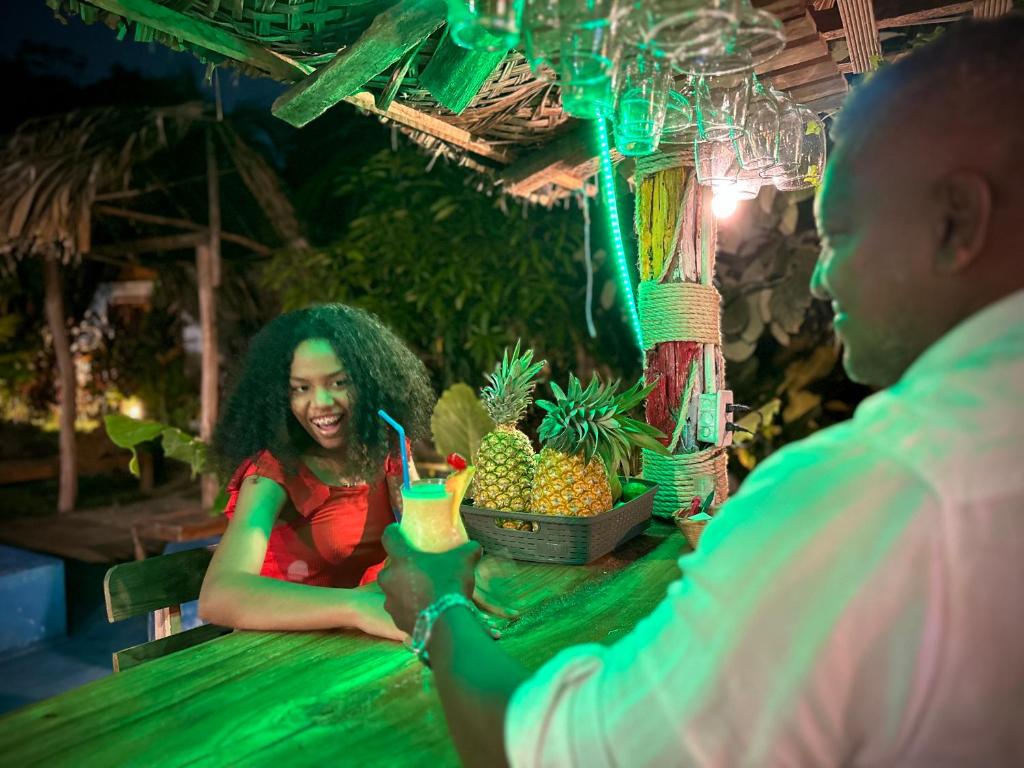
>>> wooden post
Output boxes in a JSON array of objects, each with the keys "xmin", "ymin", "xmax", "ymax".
[
  {"xmin": 197, "ymin": 128, "xmax": 222, "ymax": 510},
  {"xmin": 636, "ymin": 159, "xmax": 729, "ymax": 520},
  {"xmin": 43, "ymin": 256, "xmax": 78, "ymax": 513}
]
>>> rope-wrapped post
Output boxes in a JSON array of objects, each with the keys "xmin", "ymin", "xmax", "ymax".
[{"xmin": 635, "ymin": 154, "xmax": 728, "ymax": 521}]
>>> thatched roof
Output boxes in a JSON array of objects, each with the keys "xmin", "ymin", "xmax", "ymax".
[
  {"xmin": 0, "ymin": 101, "xmax": 303, "ymax": 265},
  {"xmin": 46, "ymin": 0, "xmax": 1013, "ymax": 202}
]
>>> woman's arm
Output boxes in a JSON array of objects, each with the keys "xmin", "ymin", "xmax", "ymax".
[{"xmin": 198, "ymin": 475, "xmax": 405, "ymax": 640}]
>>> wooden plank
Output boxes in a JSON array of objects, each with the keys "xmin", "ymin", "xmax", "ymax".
[
  {"xmin": 272, "ymin": 0, "xmax": 447, "ymax": 128},
  {"xmin": 344, "ymin": 91, "xmax": 514, "ymax": 163},
  {"xmin": 837, "ymin": 0, "xmax": 881, "ymax": 73},
  {"xmin": 786, "ymin": 76, "xmax": 849, "ymax": 105},
  {"xmin": 104, "ymin": 547, "xmax": 214, "ymax": 622},
  {"xmin": 86, "ymin": 0, "xmax": 311, "ymax": 81},
  {"xmin": 418, "ymin": 31, "xmax": 507, "ymax": 115},
  {"xmin": 0, "ymin": 524, "xmax": 684, "ymax": 766},
  {"xmin": 767, "ymin": 56, "xmax": 842, "ymax": 91},
  {"xmin": 500, "ymin": 123, "xmax": 595, "ymax": 196},
  {"xmin": 756, "ymin": 38, "xmax": 830, "ymax": 75},
  {"xmin": 113, "ymin": 623, "xmax": 232, "ymax": 673}
]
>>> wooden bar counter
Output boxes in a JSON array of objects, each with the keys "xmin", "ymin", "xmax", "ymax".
[{"xmin": 0, "ymin": 522, "xmax": 687, "ymax": 766}]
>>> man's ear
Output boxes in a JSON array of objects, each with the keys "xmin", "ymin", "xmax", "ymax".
[{"xmin": 934, "ymin": 171, "xmax": 992, "ymax": 275}]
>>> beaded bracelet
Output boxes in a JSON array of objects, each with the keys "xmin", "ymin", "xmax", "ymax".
[{"xmin": 410, "ymin": 593, "xmax": 499, "ymax": 667}]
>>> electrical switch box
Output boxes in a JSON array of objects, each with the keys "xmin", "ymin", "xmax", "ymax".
[{"xmin": 697, "ymin": 390, "xmax": 734, "ymax": 447}]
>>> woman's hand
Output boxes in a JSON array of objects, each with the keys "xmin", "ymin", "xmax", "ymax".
[
  {"xmin": 378, "ymin": 524, "xmax": 482, "ymax": 633},
  {"xmin": 353, "ymin": 584, "xmax": 409, "ymax": 642}
]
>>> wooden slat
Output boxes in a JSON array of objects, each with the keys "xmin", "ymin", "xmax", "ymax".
[
  {"xmin": 973, "ymin": 0, "xmax": 1013, "ymax": 17},
  {"xmin": 418, "ymin": 32, "xmax": 507, "ymax": 115},
  {"xmin": 113, "ymin": 623, "xmax": 232, "ymax": 673},
  {"xmin": 104, "ymin": 547, "xmax": 214, "ymax": 622},
  {"xmin": 272, "ymin": 0, "xmax": 447, "ymax": 128},
  {"xmin": 344, "ymin": 92, "xmax": 515, "ymax": 163},
  {"xmin": 85, "ymin": 0, "xmax": 311, "ymax": 81},
  {"xmin": 837, "ymin": 0, "xmax": 881, "ymax": 73},
  {"xmin": 500, "ymin": 123, "xmax": 596, "ymax": 196}
]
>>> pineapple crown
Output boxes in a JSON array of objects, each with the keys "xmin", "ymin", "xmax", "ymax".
[
  {"xmin": 536, "ymin": 375, "xmax": 668, "ymax": 477},
  {"xmin": 480, "ymin": 341, "xmax": 546, "ymax": 427}
]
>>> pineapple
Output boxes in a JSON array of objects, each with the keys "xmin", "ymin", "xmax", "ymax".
[
  {"xmin": 531, "ymin": 375, "xmax": 667, "ymax": 517},
  {"xmin": 474, "ymin": 342, "xmax": 546, "ymax": 516}
]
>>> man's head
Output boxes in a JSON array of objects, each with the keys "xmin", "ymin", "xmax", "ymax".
[{"xmin": 812, "ymin": 16, "xmax": 1024, "ymax": 388}]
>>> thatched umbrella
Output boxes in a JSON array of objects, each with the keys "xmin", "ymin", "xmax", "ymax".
[{"xmin": 0, "ymin": 103, "xmax": 303, "ymax": 512}]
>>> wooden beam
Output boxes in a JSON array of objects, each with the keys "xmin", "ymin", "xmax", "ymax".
[
  {"xmin": 815, "ymin": 1, "xmax": 972, "ymax": 39},
  {"xmin": 344, "ymin": 91, "xmax": 514, "ymax": 163},
  {"xmin": 272, "ymin": 0, "xmax": 447, "ymax": 128},
  {"xmin": 500, "ymin": 123, "xmax": 597, "ymax": 196},
  {"xmin": 418, "ymin": 31, "xmax": 507, "ymax": 115},
  {"xmin": 756, "ymin": 38, "xmax": 830, "ymax": 74},
  {"xmin": 85, "ymin": 0, "xmax": 311, "ymax": 81},
  {"xmin": 89, "ymin": 233, "xmax": 207, "ymax": 256},
  {"xmin": 91, "ymin": 205, "xmax": 271, "ymax": 255}
]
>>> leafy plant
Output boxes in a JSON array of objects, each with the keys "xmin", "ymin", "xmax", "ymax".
[
  {"xmin": 104, "ymin": 413, "xmax": 208, "ymax": 478},
  {"xmin": 262, "ymin": 145, "xmax": 638, "ymax": 392},
  {"xmin": 430, "ymin": 383, "xmax": 495, "ymax": 462}
]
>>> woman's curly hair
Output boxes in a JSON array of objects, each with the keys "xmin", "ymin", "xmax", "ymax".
[{"xmin": 212, "ymin": 304, "xmax": 435, "ymax": 480}]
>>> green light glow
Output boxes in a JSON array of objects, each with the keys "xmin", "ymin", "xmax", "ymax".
[{"xmin": 595, "ymin": 119, "xmax": 644, "ymax": 353}]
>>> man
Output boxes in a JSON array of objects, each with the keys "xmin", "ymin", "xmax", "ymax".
[{"xmin": 379, "ymin": 16, "xmax": 1024, "ymax": 767}]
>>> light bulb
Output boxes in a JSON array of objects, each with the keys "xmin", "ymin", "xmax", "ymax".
[{"xmin": 712, "ymin": 187, "xmax": 739, "ymax": 218}]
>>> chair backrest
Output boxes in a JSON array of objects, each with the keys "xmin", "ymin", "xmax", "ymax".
[
  {"xmin": 103, "ymin": 547, "xmax": 229, "ymax": 672},
  {"xmin": 104, "ymin": 547, "xmax": 214, "ymax": 622}
]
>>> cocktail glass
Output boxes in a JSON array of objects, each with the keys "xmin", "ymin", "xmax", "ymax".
[{"xmin": 399, "ymin": 469, "xmax": 474, "ymax": 553}]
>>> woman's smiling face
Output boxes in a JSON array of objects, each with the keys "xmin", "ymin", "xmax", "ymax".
[{"xmin": 289, "ymin": 338, "xmax": 353, "ymax": 452}]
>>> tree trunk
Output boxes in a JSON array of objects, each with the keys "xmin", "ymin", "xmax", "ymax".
[
  {"xmin": 636, "ymin": 164, "xmax": 729, "ymax": 519},
  {"xmin": 198, "ymin": 127, "xmax": 222, "ymax": 510},
  {"xmin": 43, "ymin": 256, "xmax": 78, "ymax": 513}
]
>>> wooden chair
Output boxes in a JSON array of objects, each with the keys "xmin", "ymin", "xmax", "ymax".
[{"xmin": 103, "ymin": 547, "xmax": 231, "ymax": 672}]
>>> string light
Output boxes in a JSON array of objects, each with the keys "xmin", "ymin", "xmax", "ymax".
[{"xmin": 595, "ymin": 119, "xmax": 644, "ymax": 353}]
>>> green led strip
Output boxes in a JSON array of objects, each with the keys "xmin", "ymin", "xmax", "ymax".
[{"xmin": 595, "ymin": 119, "xmax": 644, "ymax": 353}]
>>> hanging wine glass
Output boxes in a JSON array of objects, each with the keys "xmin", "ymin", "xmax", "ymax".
[
  {"xmin": 449, "ymin": 0, "xmax": 524, "ymax": 52},
  {"xmin": 658, "ymin": 77, "xmax": 700, "ymax": 146},
  {"xmin": 758, "ymin": 88, "xmax": 802, "ymax": 178},
  {"xmin": 734, "ymin": 74, "xmax": 779, "ymax": 170},
  {"xmin": 695, "ymin": 138, "xmax": 742, "ymax": 187},
  {"xmin": 676, "ymin": 0, "xmax": 784, "ymax": 76},
  {"xmin": 694, "ymin": 72, "xmax": 750, "ymax": 142},
  {"xmin": 618, "ymin": 0, "xmax": 733, "ymax": 61},
  {"xmin": 773, "ymin": 107, "xmax": 827, "ymax": 190},
  {"xmin": 558, "ymin": 0, "xmax": 623, "ymax": 118},
  {"xmin": 613, "ymin": 45, "xmax": 672, "ymax": 156}
]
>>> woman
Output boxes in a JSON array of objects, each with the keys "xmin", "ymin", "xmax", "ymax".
[{"xmin": 198, "ymin": 304, "xmax": 434, "ymax": 640}]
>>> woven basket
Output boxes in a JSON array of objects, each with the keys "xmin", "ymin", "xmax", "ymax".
[
  {"xmin": 675, "ymin": 516, "xmax": 709, "ymax": 549},
  {"xmin": 461, "ymin": 479, "xmax": 658, "ymax": 565}
]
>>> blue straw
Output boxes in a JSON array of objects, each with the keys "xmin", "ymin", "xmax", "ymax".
[{"xmin": 377, "ymin": 409, "xmax": 411, "ymax": 490}]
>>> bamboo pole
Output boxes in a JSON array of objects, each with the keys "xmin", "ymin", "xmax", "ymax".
[
  {"xmin": 197, "ymin": 128, "xmax": 222, "ymax": 510},
  {"xmin": 43, "ymin": 256, "xmax": 78, "ymax": 513}
]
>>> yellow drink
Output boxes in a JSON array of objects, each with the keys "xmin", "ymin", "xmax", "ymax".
[{"xmin": 400, "ymin": 479, "xmax": 468, "ymax": 552}]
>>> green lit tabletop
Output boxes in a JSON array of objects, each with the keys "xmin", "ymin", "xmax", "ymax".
[{"xmin": 0, "ymin": 522, "xmax": 686, "ymax": 767}]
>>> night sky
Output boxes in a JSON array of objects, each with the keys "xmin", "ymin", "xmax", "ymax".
[{"xmin": 2, "ymin": 2, "xmax": 286, "ymax": 111}]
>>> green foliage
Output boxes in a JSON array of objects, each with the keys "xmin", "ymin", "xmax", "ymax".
[
  {"xmin": 430, "ymin": 383, "xmax": 495, "ymax": 462},
  {"xmin": 104, "ymin": 414, "xmax": 207, "ymax": 478},
  {"xmin": 262, "ymin": 146, "xmax": 638, "ymax": 391}
]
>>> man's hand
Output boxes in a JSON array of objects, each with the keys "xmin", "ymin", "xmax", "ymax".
[{"xmin": 378, "ymin": 524, "xmax": 482, "ymax": 633}]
